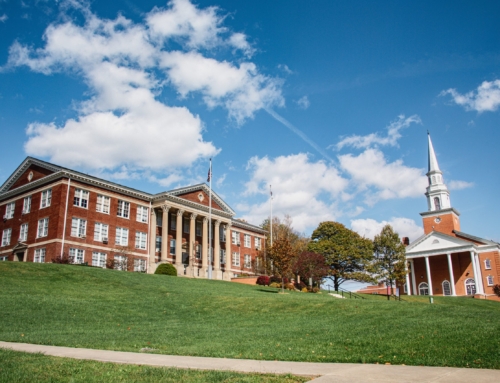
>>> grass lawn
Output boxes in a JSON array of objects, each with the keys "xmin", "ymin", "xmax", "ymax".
[
  {"xmin": 0, "ymin": 348, "xmax": 309, "ymax": 383},
  {"xmin": 1, "ymin": 262, "xmax": 499, "ymax": 369}
]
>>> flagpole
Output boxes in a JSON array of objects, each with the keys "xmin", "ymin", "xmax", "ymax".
[{"xmin": 208, "ymin": 158, "xmax": 212, "ymax": 280}]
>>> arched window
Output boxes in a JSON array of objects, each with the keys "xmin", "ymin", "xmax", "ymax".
[
  {"xmin": 419, "ymin": 282, "xmax": 429, "ymax": 296},
  {"xmin": 465, "ymin": 278, "xmax": 476, "ymax": 295},
  {"xmin": 434, "ymin": 197, "xmax": 441, "ymax": 210},
  {"xmin": 442, "ymin": 280, "xmax": 451, "ymax": 296},
  {"xmin": 432, "ymin": 176, "xmax": 436, "ymax": 183}
]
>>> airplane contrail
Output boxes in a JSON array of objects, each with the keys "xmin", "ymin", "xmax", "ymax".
[{"xmin": 264, "ymin": 107, "xmax": 334, "ymax": 163}]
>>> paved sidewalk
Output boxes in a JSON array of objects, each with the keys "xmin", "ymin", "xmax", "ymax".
[{"xmin": 1, "ymin": 341, "xmax": 499, "ymax": 383}]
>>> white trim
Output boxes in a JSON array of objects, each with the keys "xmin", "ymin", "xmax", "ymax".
[{"xmin": 418, "ymin": 282, "xmax": 429, "ymax": 296}]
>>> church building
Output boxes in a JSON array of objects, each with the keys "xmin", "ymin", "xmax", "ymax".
[
  {"xmin": 403, "ymin": 134, "xmax": 500, "ymax": 299},
  {"xmin": 0, "ymin": 157, "xmax": 266, "ymax": 280}
]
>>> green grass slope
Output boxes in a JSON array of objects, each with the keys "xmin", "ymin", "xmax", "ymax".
[{"xmin": 1, "ymin": 263, "xmax": 499, "ymax": 368}]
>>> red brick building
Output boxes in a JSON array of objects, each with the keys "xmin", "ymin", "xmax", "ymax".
[
  {"xmin": 0, "ymin": 157, "xmax": 266, "ymax": 280},
  {"xmin": 403, "ymin": 134, "xmax": 500, "ymax": 299}
]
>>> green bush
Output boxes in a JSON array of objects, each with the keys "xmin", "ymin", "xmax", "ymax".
[
  {"xmin": 154, "ymin": 263, "xmax": 178, "ymax": 276},
  {"xmin": 269, "ymin": 282, "xmax": 281, "ymax": 288}
]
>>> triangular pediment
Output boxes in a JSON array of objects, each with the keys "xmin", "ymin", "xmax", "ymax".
[
  {"xmin": 12, "ymin": 242, "xmax": 28, "ymax": 252},
  {"xmin": 0, "ymin": 157, "xmax": 61, "ymax": 194},
  {"xmin": 406, "ymin": 231, "xmax": 474, "ymax": 255}
]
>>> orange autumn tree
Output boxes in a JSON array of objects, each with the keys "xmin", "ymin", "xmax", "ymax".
[{"xmin": 267, "ymin": 235, "xmax": 296, "ymax": 293}]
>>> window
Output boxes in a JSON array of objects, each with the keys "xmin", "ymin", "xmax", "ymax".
[
  {"xmin": 5, "ymin": 202, "xmax": 15, "ymax": 219},
  {"xmin": 22, "ymin": 196, "xmax": 31, "ymax": 214},
  {"xmin": 170, "ymin": 214, "xmax": 176, "ymax": 230},
  {"xmin": 195, "ymin": 244, "xmax": 201, "ymax": 259},
  {"xmin": 134, "ymin": 259, "xmax": 146, "ymax": 272},
  {"xmin": 232, "ymin": 231, "xmax": 240, "ymax": 245},
  {"xmin": 135, "ymin": 232, "xmax": 147, "ymax": 250},
  {"xmin": 220, "ymin": 225, "xmax": 226, "ymax": 242},
  {"xmin": 170, "ymin": 239, "xmax": 176, "ymax": 254},
  {"xmin": 1, "ymin": 228, "xmax": 12, "ymax": 246},
  {"xmin": 244, "ymin": 234, "xmax": 251, "ymax": 248},
  {"xmin": 34, "ymin": 248, "xmax": 46, "ymax": 263},
  {"xmin": 37, "ymin": 218, "xmax": 49, "ymax": 238},
  {"xmin": 69, "ymin": 248, "xmax": 84, "ymax": 264},
  {"xmin": 19, "ymin": 223, "xmax": 28, "ymax": 242},
  {"xmin": 73, "ymin": 188, "xmax": 89, "ymax": 208},
  {"xmin": 418, "ymin": 282, "xmax": 429, "ymax": 296},
  {"xmin": 156, "ymin": 236, "xmax": 162, "ymax": 252},
  {"xmin": 403, "ymin": 283, "xmax": 407, "ymax": 294},
  {"xmin": 434, "ymin": 197, "xmax": 441, "ymax": 211},
  {"xmin": 232, "ymin": 252, "xmax": 240, "ymax": 266},
  {"xmin": 255, "ymin": 237, "xmax": 260, "ymax": 250},
  {"xmin": 0, "ymin": 256, "xmax": 8, "ymax": 261},
  {"xmin": 156, "ymin": 211, "xmax": 163, "ymax": 227},
  {"xmin": 486, "ymin": 275, "xmax": 494, "ymax": 286},
  {"xmin": 196, "ymin": 221, "xmax": 202, "ymax": 236},
  {"xmin": 115, "ymin": 227, "xmax": 129, "ymax": 246},
  {"xmin": 220, "ymin": 249, "xmax": 226, "ymax": 264},
  {"xmin": 136, "ymin": 206, "xmax": 148, "ymax": 223},
  {"xmin": 442, "ymin": 280, "xmax": 451, "ymax": 296},
  {"xmin": 465, "ymin": 278, "xmax": 476, "ymax": 296},
  {"xmin": 94, "ymin": 223, "xmax": 109, "ymax": 242},
  {"xmin": 183, "ymin": 217, "xmax": 189, "ymax": 233},
  {"xmin": 114, "ymin": 255, "xmax": 128, "ymax": 271},
  {"xmin": 40, "ymin": 189, "xmax": 52, "ymax": 208},
  {"xmin": 117, "ymin": 200, "xmax": 130, "ymax": 218},
  {"xmin": 71, "ymin": 218, "xmax": 86, "ymax": 238},
  {"xmin": 96, "ymin": 195, "xmax": 110, "ymax": 214},
  {"xmin": 485, "ymin": 259, "xmax": 492, "ymax": 270},
  {"xmin": 244, "ymin": 254, "xmax": 251, "ymax": 268},
  {"xmin": 92, "ymin": 252, "xmax": 106, "ymax": 268}
]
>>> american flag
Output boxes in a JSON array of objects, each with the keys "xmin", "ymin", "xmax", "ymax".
[{"xmin": 207, "ymin": 160, "xmax": 212, "ymax": 182}]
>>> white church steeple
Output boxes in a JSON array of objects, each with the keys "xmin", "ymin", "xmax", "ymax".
[{"xmin": 425, "ymin": 132, "xmax": 451, "ymax": 212}]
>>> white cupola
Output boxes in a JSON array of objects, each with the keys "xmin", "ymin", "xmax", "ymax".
[{"xmin": 425, "ymin": 133, "xmax": 451, "ymax": 212}]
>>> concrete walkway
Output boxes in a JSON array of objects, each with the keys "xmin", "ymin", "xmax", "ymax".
[{"xmin": 1, "ymin": 341, "xmax": 499, "ymax": 383}]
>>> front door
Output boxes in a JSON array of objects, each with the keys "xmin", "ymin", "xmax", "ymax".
[
  {"xmin": 465, "ymin": 278, "xmax": 476, "ymax": 295},
  {"xmin": 15, "ymin": 252, "xmax": 25, "ymax": 262}
]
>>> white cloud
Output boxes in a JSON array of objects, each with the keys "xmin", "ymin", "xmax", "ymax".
[
  {"xmin": 6, "ymin": 0, "xmax": 282, "ymax": 177},
  {"xmin": 277, "ymin": 64, "xmax": 293, "ymax": 74},
  {"xmin": 0, "ymin": 14, "xmax": 7, "ymax": 23},
  {"xmin": 351, "ymin": 217, "xmax": 424, "ymax": 242},
  {"xmin": 216, "ymin": 173, "xmax": 226, "ymax": 188},
  {"xmin": 336, "ymin": 115, "xmax": 421, "ymax": 150},
  {"xmin": 296, "ymin": 95, "xmax": 310, "ymax": 109},
  {"xmin": 448, "ymin": 180, "xmax": 474, "ymax": 190},
  {"xmin": 240, "ymin": 153, "xmax": 348, "ymax": 232},
  {"xmin": 441, "ymin": 80, "xmax": 500, "ymax": 113},
  {"xmin": 339, "ymin": 148, "xmax": 427, "ymax": 205}
]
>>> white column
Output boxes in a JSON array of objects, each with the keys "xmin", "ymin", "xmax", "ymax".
[
  {"xmin": 175, "ymin": 210, "xmax": 184, "ymax": 273},
  {"xmin": 188, "ymin": 213, "xmax": 197, "ymax": 277},
  {"xmin": 410, "ymin": 259, "xmax": 417, "ymax": 296},
  {"xmin": 425, "ymin": 256, "xmax": 433, "ymax": 296},
  {"xmin": 405, "ymin": 260, "xmax": 411, "ymax": 295},
  {"xmin": 201, "ymin": 217, "xmax": 208, "ymax": 278},
  {"xmin": 474, "ymin": 253, "xmax": 484, "ymax": 294},
  {"xmin": 470, "ymin": 251, "xmax": 479, "ymax": 295},
  {"xmin": 161, "ymin": 205, "xmax": 169, "ymax": 262},
  {"xmin": 213, "ymin": 220, "xmax": 221, "ymax": 279},
  {"xmin": 224, "ymin": 224, "xmax": 232, "ymax": 280},
  {"xmin": 446, "ymin": 253, "xmax": 457, "ymax": 296},
  {"xmin": 148, "ymin": 208, "xmax": 157, "ymax": 273}
]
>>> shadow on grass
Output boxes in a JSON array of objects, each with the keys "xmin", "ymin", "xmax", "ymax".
[{"xmin": 258, "ymin": 289, "xmax": 279, "ymax": 293}]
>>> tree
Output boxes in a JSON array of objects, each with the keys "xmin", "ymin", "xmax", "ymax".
[
  {"xmin": 267, "ymin": 236, "xmax": 295, "ymax": 293},
  {"xmin": 308, "ymin": 221, "xmax": 374, "ymax": 291},
  {"xmin": 372, "ymin": 224, "xmax": 408, "ymax": 300},
  {"xmin": 293, "ymin": 251, "xmax": 329, "ymax": 287}
]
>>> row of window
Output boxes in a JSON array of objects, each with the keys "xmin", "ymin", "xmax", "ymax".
[
  {"xmin": 231, "ymin": 231, "xmax": 262, "ymax": 249},
  {"xmin": 232, "ymin": 252, "xmax": 252, "ymax": 268},
  {"xmin": 418, "ymin": 276, "xmax": 495, "ymax": 296},
  {"xmin": 1, "ymin": 218, "xmax": 49, "ymax": 246},
  {"xmin": 3, "ymin": 188, "xmax": 149, "ymax": 223}
]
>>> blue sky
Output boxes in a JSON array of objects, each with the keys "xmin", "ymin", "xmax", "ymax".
[{"xmin": 1, "ymin": 0, "xmax": 499, "ymax": 243}]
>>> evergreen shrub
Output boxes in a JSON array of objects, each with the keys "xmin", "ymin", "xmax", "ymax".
[{"xmin": 155, "ymin": 263, "xmax": 178, "ymax": 276}]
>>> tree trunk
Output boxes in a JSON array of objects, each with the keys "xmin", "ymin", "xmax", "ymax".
[{"xmin": 334, "ymin": 277, "xmax": 339, "ymax": 292}]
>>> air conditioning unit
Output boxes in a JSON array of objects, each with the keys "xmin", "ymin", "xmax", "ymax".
[
  {"xmin": 79, "ymin": 235, "xmax": 86, "ymax": 239},
  {"xmin": 102, "ymin": 237, "xmax": 108, "ymax": 244},
  {"xmin": 3, "ymin": 215, "xmax": 7, "ymax": 221}
]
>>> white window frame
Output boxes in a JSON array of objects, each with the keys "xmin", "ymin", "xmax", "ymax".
[
  {"xmin": 232, "ymin": 231, "xmax": 240, "ymax": 245},
  {"xmin": 486, "ymin": 275, "xmax": 494, "ymax": 286},
  {"xmin": 170, "ymin": 214, "xmax": 176, "ymax": 230},
  {"xmin": 135, "ymin": 231, "xmax": 147, "ymax": 250},
  {"xmin": 19, "ymin": 223, "xmax": 28, "ymax": 242},
  {"xmin": 92, "ymin": 252, "xmax": 106, "ymax": 268},
  {"xmin": 170, "ymin": 239, "xmax": 176, "ymax": 254},
  {"xmin": 22, "ymin": 196, "xmax": 31, "ymax": 214},
  {"xmin": 418, "ymin": 282, "xmax": 429, "ymax": 296},
  {"xmin": 255, "ymin": 237, "xmax": 261, "ymax": 249},
  {"xmin": 73, "ymin": 188, "xmax": 89, "ymax": 209},
  {"xmin": 71, "ymin": 218, "xmax": 87, "ymax": 238},
  {"xmin": 442, "ymin": 280, "xmax": 451, "ymax": 296},
  {"xmin": 94, "ymin": 223, "xmax": 109, "ymax": 242},
  {"xmin": 244, "ymin": 234, "xmax": 251, "ymax": 248},
  {"xmin": 40, "ymin": 189, "xmax": 52, "ymax": 209},
  {"xmin": 134, "ymin": 258, "xmax": 146, "ymax": 272},
  {"xmin": 232, "ymin": 252, "xmax": 240, "ymax": 267},
  {"xmin": 37, "ymin": 218, "xmax": 49, "ymax": 238},
  {"xmin": 136, "ymin": 206, "xmax": 148, "ymax": 223},
  {"xmin": 34, "ymin": 248, "xmax": 46, "ymax": 263},
  {"xmin": 117, "ymin": 200, "xmax": 130, "ymax": 219},
  {"xmin": 244, "ymin": 254, "xmax": 251, "ymax": 268},
  {"xmin": 114, "ymin": 255, "xmax": 128, "ymax": 271},
  {"xmin": 484, "ymin": 259, "xmax": 492, "ymax": 270},
  {"xmin": 115, "ymin": 227, "xmax": 129, "ymax": 246},
  {"xmin": 1, "ymin": 228, "xmax": 12, "ymax": 246},
  {"xmin": 96, "ymin": 195, "xmax": 110, "ymax": 214},
  {"xmin": 69, "ymin": 248, "xmax": 85, "ymax": 264},
  {"xmin": 5, "ymin": 202, "xmax": 15, "ymax": 219},
  {"xmin": 156, "ymin": 236, "xmax": 162, "ymax": 252}
]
